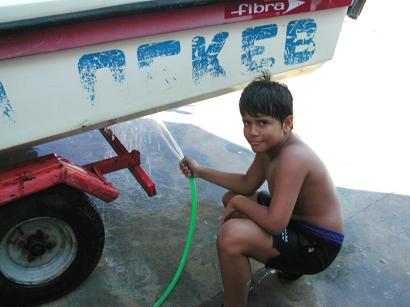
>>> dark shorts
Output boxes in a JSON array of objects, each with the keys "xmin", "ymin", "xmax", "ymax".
[{"xmin": 257, "ymin": 191, "xmax": 344, "ymax": 275}]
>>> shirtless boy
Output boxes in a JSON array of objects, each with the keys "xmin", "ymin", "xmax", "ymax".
[{"xmin": 180, "ymin": 71, "xmax": 344, "ymax": 307}]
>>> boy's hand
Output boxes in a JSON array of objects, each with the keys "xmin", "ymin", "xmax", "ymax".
[
  {"xmin": 221, "ymin": 195, "xmax": 249, "ymax": 224},
  {"xmin": 179, "ymin": 156, "xmax": 199, "ymax": 178}
]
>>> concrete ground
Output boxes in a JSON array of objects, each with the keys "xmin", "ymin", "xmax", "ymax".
[
  {"xmin": 34, "ymin": 117, "xmax": 409, "ymax": 307},
  {"xmin": 3, "ymin": 2, "xmax": 409, "ymax": 306}
]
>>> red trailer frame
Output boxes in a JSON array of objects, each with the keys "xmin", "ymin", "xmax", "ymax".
[{"xmin": 0, "ymin": 127, "xmax": 156, "ymax": 207}]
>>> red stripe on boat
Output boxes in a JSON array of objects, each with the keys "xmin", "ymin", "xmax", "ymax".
[
  {"xmin": 0, "ymin": 0, "xmax": 352, "ymax": 61},
  {"xmin": 225, "ymin": 0, "xmax": 352, "ymax": 19}
]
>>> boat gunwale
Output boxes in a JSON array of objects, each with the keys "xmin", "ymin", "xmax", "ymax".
[{"xmin": 0, "ymin": 0, "xmax": 238, "ymax": 32}]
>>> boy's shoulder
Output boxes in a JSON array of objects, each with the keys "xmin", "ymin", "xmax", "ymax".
[
  {"xmin": 279, "ymin": 134, "xmax": 311, "ymax": 158},
  {"xmin": 272, "ymin": 135, "xmax": 318, "ymax": 169}
]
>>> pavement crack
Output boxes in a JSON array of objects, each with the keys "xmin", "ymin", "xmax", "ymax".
[{"xmin": 345, "ymin": 192, "xmax": 393, "ymax": 222}]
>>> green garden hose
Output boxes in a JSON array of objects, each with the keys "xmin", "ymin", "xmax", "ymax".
[{"xmin": 153, "ymin": 176, "xmax": 198, "ymax": 306}]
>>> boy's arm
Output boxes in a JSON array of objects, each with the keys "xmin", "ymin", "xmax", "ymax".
[
  {"xmin": 224, "ymin": 147, "xmax": 308, "ymax": 234},
  {"xmin": 181, "ymin": 155, "xmax": 265, "ymax": 195}
]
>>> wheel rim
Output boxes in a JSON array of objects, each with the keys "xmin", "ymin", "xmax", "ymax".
[{"xmin": 0, "ymin": 217, "xmax": 78, "ymax": 285}]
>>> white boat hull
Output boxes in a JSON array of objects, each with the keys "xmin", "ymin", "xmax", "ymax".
[{"xmin": 0, "ymin": 4, "xmax": 348, "ymax": 153}]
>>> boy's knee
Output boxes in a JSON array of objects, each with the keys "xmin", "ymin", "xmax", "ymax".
[{"xmin": 217, "ymin": 220, "xmax": 243, "ymax": 254}]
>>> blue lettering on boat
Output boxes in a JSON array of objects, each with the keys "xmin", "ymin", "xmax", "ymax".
[
  {"xmin": 78, "ymin": 49, "xmax": 126, "ymax": 103},
  {"xmin": 192, "ymin": 32, "xmax": 229, "ymax": 84},
  {"xmin": 137, "ymin": 40, "xmax": 181, "ymax": 68},
  {"xmin": 77, "ymin": 18, "xmax": 318, "ymax": 99},
  {"xmin": 284, "ymin": 19, "xmax": 317, "ymax": 65},
  {"xmin": 242, "ymin": 24, "xmax": 278, "ymax": 73},
  {"xmin": 0, "ymin": 82, "xmax": 14, "ymax": 122}
]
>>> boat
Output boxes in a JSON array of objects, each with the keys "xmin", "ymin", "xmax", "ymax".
[{"xmin": 1, "ymin": 0, "xmax": 351, "ymax": 153}]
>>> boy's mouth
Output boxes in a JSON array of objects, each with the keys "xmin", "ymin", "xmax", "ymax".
[{"xmin": 250, "ymin": 141, "xmax": 262, "ymax": 146}]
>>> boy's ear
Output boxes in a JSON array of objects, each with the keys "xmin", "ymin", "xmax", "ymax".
[{"xmin": 283, "ymin": 115, "xmax": 294, "ymax": 132}]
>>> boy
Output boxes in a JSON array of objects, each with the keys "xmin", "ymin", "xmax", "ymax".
[{"xmin": 179, "ymin": 71, "xmax": 344, "ymax": 307}]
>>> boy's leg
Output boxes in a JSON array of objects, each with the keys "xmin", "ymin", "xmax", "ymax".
[{"xmin": 217, "ymin": 218, "xmax": 279, "ymax": 307}]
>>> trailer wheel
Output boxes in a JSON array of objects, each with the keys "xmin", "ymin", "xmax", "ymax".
[{"xmin": 0, "ymin": 184, "xmax": 105, "ymax": 306}]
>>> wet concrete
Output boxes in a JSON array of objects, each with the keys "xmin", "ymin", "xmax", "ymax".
[{"xmin": 2, "ymin": 114, "xmax": 404, "ymax": 307}]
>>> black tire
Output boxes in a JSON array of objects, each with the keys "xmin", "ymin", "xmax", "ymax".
[{"xmin": 0, "ymin": 184, "xmax": 105, "ymax": 306}]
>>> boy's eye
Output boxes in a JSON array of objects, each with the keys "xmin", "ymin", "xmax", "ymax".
[
  {"xmin": 258, "ymin": 120, "xmax": 268, "ymax": 126},
  {"xmin": 243, "ymin": 120, "xmax": 250, "ymax": 126}
]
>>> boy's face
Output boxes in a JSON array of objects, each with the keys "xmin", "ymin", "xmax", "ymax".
[{"xmin": 242, "ymin": 113, "xmax": 293, "ymax": 153}]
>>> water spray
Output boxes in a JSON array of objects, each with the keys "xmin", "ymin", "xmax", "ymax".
[{"xmin": 151, "ymin": 118, "xmax": 198, "ymax": 307}]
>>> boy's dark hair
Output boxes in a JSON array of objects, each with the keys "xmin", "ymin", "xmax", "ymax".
[{"xmin": 239, "ymin": 71, "xmax": 293, "ymax": 124}]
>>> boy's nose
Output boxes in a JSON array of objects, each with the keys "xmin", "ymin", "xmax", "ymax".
[{"xmin": 250, "ymin": 125, "xmax": 259, "ymax": 136}]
